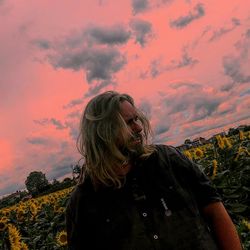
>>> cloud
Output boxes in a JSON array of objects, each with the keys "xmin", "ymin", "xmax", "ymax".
[
  {"xmin": 159, "ymin": 83, "xmax": 222, "ymax": 123},
  {"xmin": 170, "ymin": 3, "xmax": 205, "ymax": 29},
  {"xmin": 154, "ymin": 124, "xmax": 170, "ymax": 135},
  {"xmin": 170, "ymin": 82, "xmax": 200, "ymax": 89},
  {"xmin": 129, "ymin": 19, "xmax": 153, "ymax": 47},
  {"xmin": 47, "ymin": 46, "xmax": 126, "ymax": 95},
  {"xmin": 33, "ymin": 118, "xmax": 67, "ymax": 129},
  {"xmin": 220, "ymin": 28, "xmax": 250, "ymax": 91},
  {"xmin": 208, "ymin": 18, "xmax": 241, "ymax": 42},
  {"xmin": 138, "ymin": 99, "xmax": 152, "ymax": 118},
  {"xmin": 141, "ymin": 48, "xmax": 198, "ymax": 79},
  {"xmin": 33, "ymin": 24, "xmax": 130, "ymax": 96},
  {"xmin": 50, "ymin": 118, "xmax": 67, "ymax": 129},
  {"xmin": 240, "ymin": 88, "xmax": 250, "ymax": 97},
  {"xmin": 47, "ymin": 156, "xmax": 75, "ymax": 180},
  {"xmin": 65, "ymin": 120, "xmax": 79, "ymax": 141},
  {"xmin": 131, "ymin": 0, "xmax": 149, "ymax": 15},
  {"xmin": 51, "ymin": 47, "xmax": 125, "ymax": 79},
  {"xmin": 63, "ymin": 97, "xmax": 85, "ymax": 109},
  {"xmin": 32, "ymin": 39, "xmax": 51, "ymax": 50},
  {"xmin": 170, "ymin": 48, "xmax": 199, "ymax": 69},
  {"xmin": 26, "ymin": 137, "xmax": 49, "ymax": 145},
  {"xmin": 66, "ymin": 110, "xmax": 81, "ymax": 119},
  {"xmin": 84, "ymin": 24, "xmax": 131, "ymax": 45},
  {"xmin": 131, "ymin": 0, "xmax": 173, "ymax": 15},
  {"xmin": 223, "ymin": 56, "xmax": 250, "ymax": 84}
]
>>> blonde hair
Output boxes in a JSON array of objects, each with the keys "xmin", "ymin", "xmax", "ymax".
[{"xmin": 77, "ymin": 91, "xmax": 155, "ymax": 189}]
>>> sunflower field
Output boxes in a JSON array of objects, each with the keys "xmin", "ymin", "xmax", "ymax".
[
  {"xmin": 0, "ymin": 187, "xmax": 72, "ymax": 249},
  {"xmin": 183, "ymin": 131, "xmax": 250, "ymax": 249},
  {"xmin": 0, "ymin": 130, "xmax": 250, "ymax": 249}
]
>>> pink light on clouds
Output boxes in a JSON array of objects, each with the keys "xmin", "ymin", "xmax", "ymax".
[{"xmin": 0, "ymin": 0, "xmax": 250, "ymax": 196}]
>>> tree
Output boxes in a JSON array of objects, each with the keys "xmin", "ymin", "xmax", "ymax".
[
  {"xmin": 71, "ymin": 164, "xmax": 81, "ymax": 180},
  {"xmin": 25, "ymin": 171, "xmax": 49, "ymax": 196}
]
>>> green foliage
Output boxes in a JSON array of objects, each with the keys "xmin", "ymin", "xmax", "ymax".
[
  {"xmin": 25, "ymin": 171, "xmax": 49, "ymax": 196},
  {"xmin": 192, "ymin": 134, "xmax": 250, "ymax": 249},
  {"xmin": 0, "ymin": 190, "xmax": 28, "ymax": 210}
]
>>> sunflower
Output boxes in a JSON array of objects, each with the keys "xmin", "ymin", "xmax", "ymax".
[
  {"xmin": 183, "ymin": 150, "xmax": 192, "ymax": 160},
  {"xmin": 16, "ymin": 209, "xmax": 26, "ymax": 221},
  {"xmin": 223, "ymin": 137, "xmax": 232, "ymax": 149},
  {"xmin": 195, "ymin": 148, "xmax": 204, "ymax": 158},
  {"xmin": 56, "ymin": 230, "xmax": 67, "ymax": 246},
  {"xmin": 20, "ymin": 241, "xmax": 29, "ymax": 250},
  {"xmin": 216, "ymin": 135, "xmax": 225, "ymax": 149},
  {"xmin": 211, "ymin": 159, "xmax": 218, "ymax": 179},
  {"xmin": 29, "ymin": 203, "xmax": 38, "ymax": 217},
  {"xmin": 8, "ymin": 224, "xmax": 22, "ymax": 249},
  {"xmin": 0, "ymin": 216, "xmax": 9, "ymax": 223},
  {"xmin": 0, "ymin": 220, "xmax": 8, "ymax": 232},
  {"xmin": 242, "ymin": 219, "xmax": 250, "ymax": 231},
  {"xmin": 239, "ymin": 130, "xmax": 244, "ymax": 140}
]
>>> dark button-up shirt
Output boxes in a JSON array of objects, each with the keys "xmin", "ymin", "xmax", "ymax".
[{"xmin": 66, "ymin": 145, "xmax": 221, "ymax": 249}]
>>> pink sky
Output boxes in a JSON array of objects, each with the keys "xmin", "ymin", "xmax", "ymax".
[{"xmin": 0, "ymin": 0, "xmax": 250, "ymax": 196}]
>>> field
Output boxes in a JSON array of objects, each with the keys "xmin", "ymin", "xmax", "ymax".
[{"xmin": 0, "ymin": 131, "xmax": 250, "ymax": 249}]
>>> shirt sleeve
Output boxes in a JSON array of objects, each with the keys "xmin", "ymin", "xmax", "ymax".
[{"xmin": 164, "ymin": 145, "xmax": 221, "ymax": 208}]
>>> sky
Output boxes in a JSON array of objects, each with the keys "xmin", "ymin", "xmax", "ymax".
[{"xmin": 0, "ymin": 0, "xmax": 250, "ymax": 197}]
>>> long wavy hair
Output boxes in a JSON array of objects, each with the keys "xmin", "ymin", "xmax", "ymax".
[{"xmin": 77, "ymin": 91, "xmax": 155, "ymax": 189}]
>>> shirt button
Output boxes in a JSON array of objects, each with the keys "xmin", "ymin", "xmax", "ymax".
[
  {"xmin": 142, "ymin": 212, "xmax": 147, "ymax": 217},
  {"xmin": 153, "ymin": 234, "xmax": 159, "ymax": 240}
]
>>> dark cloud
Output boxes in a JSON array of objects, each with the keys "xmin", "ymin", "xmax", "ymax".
[
  {"xmin": 150, "ymin": 59, "xmax": 161, "ymax": 78},
  {"xmin": 223, "ymin": 56, "xmax": 250, "ymax": 84},
  {"xmin": 84, "ymin": 24, "xmax": 131, "ymax": 45},
  {"xmin": 34, "ymin": 118, "xmax": 67, "ymax": 129},
  {"xmin": 209, "ymin": 18, "xmax": 240, "ymax": 42},
  {"xmin": 220, "ymin": 82, "xmax": 235, "ymax": 92},
  {"xmin": 131, "ymin": 0, "xmax": 149, "ymax": 15},
  {"xmin": 65, "ymin": 121, "xmax": 79, "ymax": 141},
  {"xmin": 131, "ymin": 0, "xmax": 173, "ymax": 15},
  {"xmin": 182, "ymin": 112, "xmax": 250, "ymax": 141},
  {"xmin": 32, "ymin": 39, "xmax": 51, "ymax": 50},
  {"xmin": 140, "ymin": 49, "xmax": 198, "ymax": 79},
  {"xmin": 154, "ymin": 124, "xmax": 170, "ymax": 136},
  {"xmin": 26, "ymin": 137, "xmax": 49, "ymax": 145},
  {"xmin": 47, "ymin": 156, "xmax": 75, "ymax": 180},
  {"xmin": 51, "ymin": 118, "xmax": 67, "ymax": 129},
  {"xmin": 162, "ymin": 85, "xmax": 222, "ymax": 122},
  {"xmin": 84, "ymin": 80, "xmax": 116, "ymax": 97},
  {"xmin": 63, "ymin": 97, "xmax": 85, "ymax": 109},
  {"xmin": 170, "ymin": 82, "xmax": 200, "ymax": 89},
  {"xmin": 33, "ymin": 118, "xmax": 49, "ymax": 126},
  {"xmin": 66, "ymin": 110, "xmax": 81, "ymax": 119},
  {"xmin": 138, "ymin": 99, "xmax": 152, "ymax": 118},
  {"xmin": 170, "ymin": 49, "xmax": 199, "ymax": 68},
  {"xmin": 170, "ymin": 3, "xmax": 205, "ymax": 29},
  {"xmin": 49, "ymin": 46, "xmax": 126, "ymax": 86},
  {"xmin": 130, "ymin": 19, "xmax": 153, "ymax": 47},
  {"xmin": 33, "ymin": 24, "xmax": 130, "ymax": 96},
  {"xmin": 240, "ymin": 88, "xmax": 250, "ymax": 97},
  {"xmin": 221, "ymin": 27, "xmax": 250, "ymax": 90}
]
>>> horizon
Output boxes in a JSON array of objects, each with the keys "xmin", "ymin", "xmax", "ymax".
[{"xmin": 1, "ymin": 123, "xmax": 247, "ymax": 199}]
